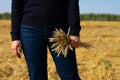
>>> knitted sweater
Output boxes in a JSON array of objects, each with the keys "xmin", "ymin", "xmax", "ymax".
[{"xmin": 11, "ymin": 0, "xmax": 81, "ymax": 41}]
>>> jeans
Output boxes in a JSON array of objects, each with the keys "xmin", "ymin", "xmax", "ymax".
[{"xmin": 20, "ymin": 24, "xmax": 81, "ymax": 80}]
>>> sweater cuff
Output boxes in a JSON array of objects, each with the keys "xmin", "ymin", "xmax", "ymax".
[
  {"xmin": 69, "ymin": 25, "xmax": 81, "ymax": 38},
  {"xmin": 10, "ymin": 32, "xmax": 20, "ymax": 41},
  {"xmin": 70, "ymin": 29, "xmax": 80, "ymax": 37}
]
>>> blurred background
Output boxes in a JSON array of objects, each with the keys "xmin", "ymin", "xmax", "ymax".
[{"xmin": 0, "ymin": 0, "xmax": 120, "ymax": 80}]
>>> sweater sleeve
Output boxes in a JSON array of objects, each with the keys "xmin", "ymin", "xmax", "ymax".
[
  {"xmin": 10, "ymin": 0, "xmax": 24, "ymax": 41},
  {"xmin": 67, "ymin": 0, "xmax": 81, "ymax": 37}
]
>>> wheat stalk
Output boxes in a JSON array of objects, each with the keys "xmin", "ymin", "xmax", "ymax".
[{"xmin": 49, "ymin": 27, "xmax": 73, "ymax": 57}]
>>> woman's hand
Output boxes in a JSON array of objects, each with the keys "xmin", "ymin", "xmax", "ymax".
[
  {"xmin": 70, "ymin": 36, "xmax": 81, "ymax": 48},
  {"xmin": 11, "ymin": 40, "xmax": 22, "ymax": 58}
]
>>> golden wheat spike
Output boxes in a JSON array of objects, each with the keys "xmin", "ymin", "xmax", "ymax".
[
  {"xmin": 63, "ymin": 46, "xmax": 69, "ymax": 57},
  {"xmin": 67, "ymin": 27, "xmax": 71, "ymax": 36},
  {"xmin": 69, "ymin": 45, "xmax": 73, "ymax": 51},
  {"xmin": 51, "ymin": 42, "xmax": 59, "ymax": 48},
  {"xmin": 52, "ymin": 43, "xmax": 61, "ymax": 52},
  {"xmin": 49, "ymin": 38, "xmax": 58, "ymax": 42}
]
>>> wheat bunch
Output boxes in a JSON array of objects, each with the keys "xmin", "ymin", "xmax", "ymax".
[{"xmin": 49, "ymin": 27, "xmax": 73, "ymax": 57}]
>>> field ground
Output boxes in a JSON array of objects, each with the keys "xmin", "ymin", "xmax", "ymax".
[{"xmin": 0, "ymin": 20, "xmax": 120, "ymax": 80}]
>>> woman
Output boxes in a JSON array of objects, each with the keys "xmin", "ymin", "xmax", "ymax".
[{"xmin": 11, "ymin": 0, "xmax": 81, "ymax": 80}]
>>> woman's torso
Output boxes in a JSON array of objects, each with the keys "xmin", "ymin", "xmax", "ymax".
[{"xmin": 22, "ymin": 0, "xmax": 69, "ymax": 27}]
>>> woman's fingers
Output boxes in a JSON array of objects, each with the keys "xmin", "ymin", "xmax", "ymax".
[
  {"xmin": 11, "ymin": 40, "xmax": 22, "ymax": 58},
  {"xmin": 70, "ymin": 36, "xmax": 81, "ymax": 48},
  {"xmin": 17, "ymin": 46, "xmax": 22, "ymax": 58}
]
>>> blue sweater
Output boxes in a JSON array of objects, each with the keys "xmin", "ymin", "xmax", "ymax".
[{"xmin": 11, "ymin": 0, "xmax": 81, "ymax": 41}]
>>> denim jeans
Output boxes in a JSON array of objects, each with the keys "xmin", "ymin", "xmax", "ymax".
[{"xmin": 20, "ymin": 24, "xmax": 81, "ymax": 80}]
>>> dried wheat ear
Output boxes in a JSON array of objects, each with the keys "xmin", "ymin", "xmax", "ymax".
[{"xmin": 49, "ymin": 27, "xmax": 73, "ymax": 57}]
